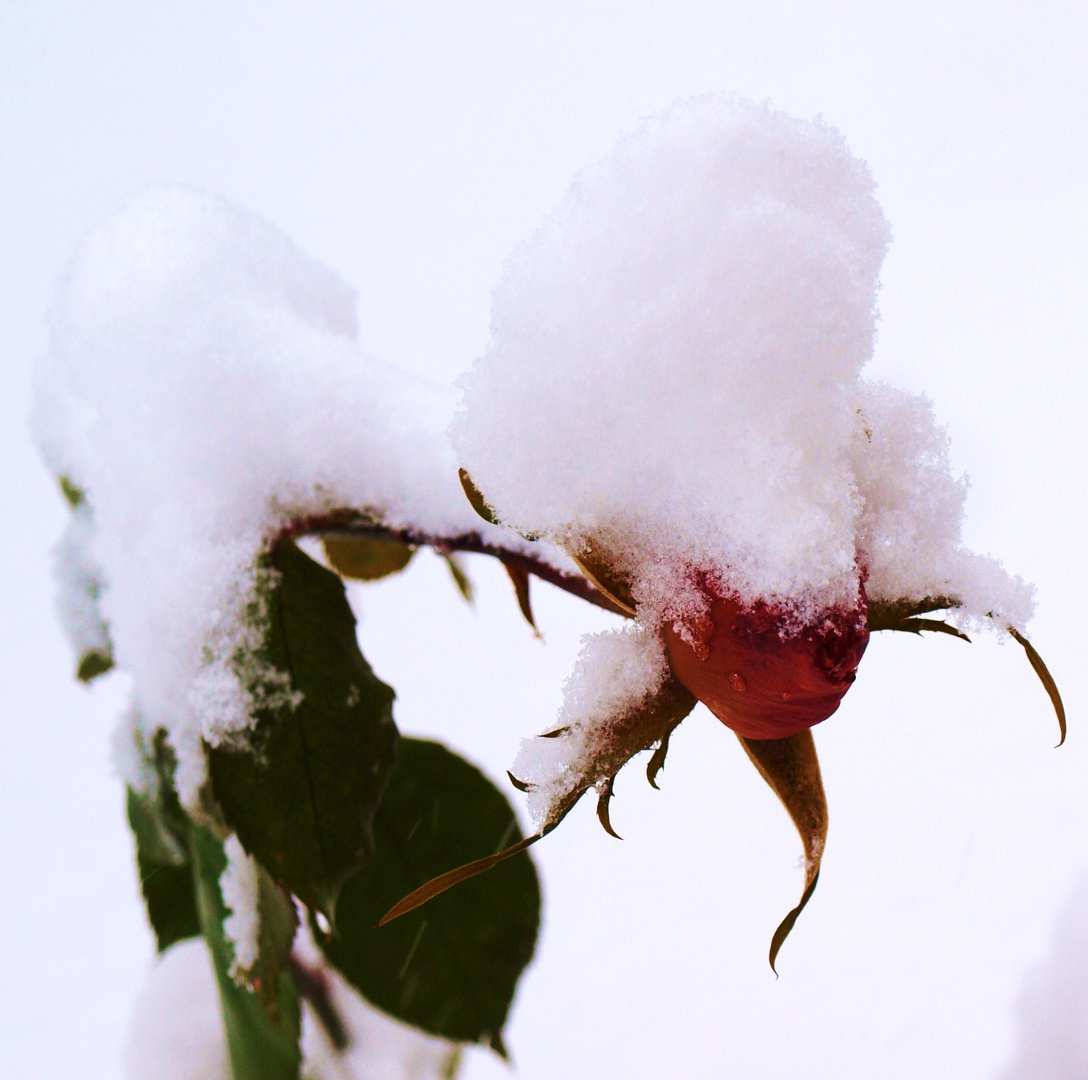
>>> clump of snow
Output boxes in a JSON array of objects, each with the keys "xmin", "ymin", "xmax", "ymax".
[
  {"xmin": 851, "ymin": 382, "xmax": 1034, "ymax": 628},
  {"xmin": 996, "ymin": 874, "xmax": 1088, "ymax": 1080},
  {"xmin": 34, "ymin": 186, "xmax": 516, "ymax": 803},
  {"xmin": 124, "ymin": 937, "xmax": 460, "ymax": 1080},
  {"xmin": 513, "ymin": 625, "xmax": 670, "ymax": 829},
  {"xmin": 220, "ymin": 835, "xmax": 261, "ymax": 980},
  {"xmin": 455, "ymin": 94, "xmax": 1032, "ymax": 633},
  {"xmin": 124, "ymin": 939, "xmax": 230, "ymax": 1080}
]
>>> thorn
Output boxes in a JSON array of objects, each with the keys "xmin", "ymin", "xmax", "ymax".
[
  {"xmin": 506, "ymin": 771, "xmax": 533, "ymax": 793},
  {"xmin": 540, "ymin": 726, "xmax": 570, "ymax": 739}
]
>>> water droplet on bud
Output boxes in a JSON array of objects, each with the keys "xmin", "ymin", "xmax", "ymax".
[
  {"xmin": 729, "ymin": 671, "xmax": 747, "ymax": 692},
  {"xmin": 782, "ymin": 691, "xmax": 791, "ymax": 701}
]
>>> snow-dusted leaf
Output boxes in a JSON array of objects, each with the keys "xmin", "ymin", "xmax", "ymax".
[
  {"xmin": 190, "ymin": 826, "xmax": 302, "ymax": 1080},
  {"xmin": 737, "ymin": 730, "xmax": 827, "ymax": 973},
  {"xmin": 126, "ymin": 731, "xmax": 200, "ymax": 953},
  {"xmin": 208, "ymin": 540, "xmax": 398, "ymax": 921},
  {"xmin": 316, "ymin": 739, "xmax": 540, "ymax": 1054},
  {"xmin": 322, "ymin": 535, "xmax": 415, "ymax": 581}
]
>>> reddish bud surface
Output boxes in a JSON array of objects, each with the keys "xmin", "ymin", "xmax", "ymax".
[{"xmin": 663, "ymin": 588, "xmax": 869, "ymax": 740}]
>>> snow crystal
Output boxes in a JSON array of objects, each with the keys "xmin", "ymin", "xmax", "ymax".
[
  {"xmin": 513, "ymin": 624, "xmax": 670, "ymax": 829},
  {"xmin": 220, "ymin": 835, "xmax": 261, "ymax": 980},
  {"xmin": 34, "ymin": 186, "xmax": 520, "ymax": 803},
  {"xmin": 455, "ymin": 94, "xmax": 1032, "ymax": 632}
]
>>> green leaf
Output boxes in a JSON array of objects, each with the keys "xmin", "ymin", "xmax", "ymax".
[
  {"xmin": 208, "ymin": 540, "xmax": 398, "ymax": 921},
  {"xmin": 322, "ymin": 535, "xmax": 415, "ymax": 581},
  {"xmin": 126, "ymin": 730, "xmax": 200, "ymax": 952},
  {"xmin": 128, "ymin": 786, "xmax": 200, "ymax": 952},
  {"xmin": 58, "ymin": 474, "xmax": 85, "ymax": 508},
  {"xmin": 315, "ymin": 739, "xmax": 541, "ymax": 1053},
  {"xmin": 77, "ymin": 647, "xmax": 114, "ymax": 682},
  {"xmin": 190, "ymin": 826, "xmax": 302, "ymax": 1080},
  {"xmin": 443, "ymin": 553, "xmax": 474, "ymax": 605}
]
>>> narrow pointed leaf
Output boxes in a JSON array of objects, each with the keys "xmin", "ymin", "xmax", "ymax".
[
  {"xmin": 1008, "ymin": 628, "xmax": 1067, "ymax": 746},
  {"xmin": 317, "ymin": 739, "xmax": 541, "ymax": 1050},
  {"xmin": 443, "ymin": 553, "xmax": 475, "ymax": 604},
  {"xmin": 569, "ymin": 549, "xmax": 637, "ymax": 617},
  {"xmin": 738, "ymin": 729, "xmax": 827, "ymax": 972},
  {"xmin": 503, "ymin": 561, "xmax": 539, "ymax": 634},
  {"xmin": 208, "ymin": 540, "xmax": 398, "ymax": 920},
  {"xmin": 646, "ymin": 711, "xmax": 686, "ymax": 790},
  {"xmin": 458, "ymin": 468, "xmax": 501, "ymax": 526}
]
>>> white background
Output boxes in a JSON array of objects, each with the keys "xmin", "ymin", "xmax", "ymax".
[{"xmin": 2, "ymin": 2, "xmax": 1087, "ymax": 1077}]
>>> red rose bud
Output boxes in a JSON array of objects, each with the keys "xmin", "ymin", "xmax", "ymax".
[{"xmin": 663, "ymin": 587, "xmax": 869, "ymax": 740}]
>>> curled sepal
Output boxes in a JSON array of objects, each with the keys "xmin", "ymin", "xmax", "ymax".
[
  {"xmin": 737, "ymin": 730, "xmax": 827, "ymax": 973},
  {"xmin": 596, "ymin": 776, "xmax": 622, "ymax": 840},
  {"xmin": 646, "ymin": 711, "xmax": 685, "ymax": 790},
  {"xmin": 1008, "ymin": 627, "xmax": 1067, "ymax": 746}
]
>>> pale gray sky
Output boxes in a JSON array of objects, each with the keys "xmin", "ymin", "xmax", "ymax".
[{"xmin": 2, "ymin": 3, "xmax": 1087, "ymax": 1078}]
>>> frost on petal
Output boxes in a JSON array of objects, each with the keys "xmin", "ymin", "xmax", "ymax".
[{"xmin": 513, "ymin": 625, "xmax": 695, "ymax": 830}]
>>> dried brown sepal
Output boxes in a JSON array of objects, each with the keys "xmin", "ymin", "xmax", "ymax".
[
  {"xmin": 458, "ymin": 468, "xmax": 501, "ymax": 526},
  {"xmin": 866, "ymin": 595, "xmax": 961, "ymax": 630},
  {"xmin": 378, "ymin": 831, "xmax": 546, "ymax": 926},
  {"xmin": 884, "ymin": 617, "xmax": 971, "ymax": 642},
  {"xmin": 382, "ymin": 675, "xmax": 697, "ymax": 925},
  {"xmin": 503, "ymin": 561, "xmax": 539, "ymax": 635},
  {"xmin": 506, "ymin": 771, "xmax": 533, "ymax": 793},
  {"xmin": 596, "ymin": 776, "xmax": 622, "ymax": 840},
  {"xmin": 737, "ymin": 729, "xmax": 827, "ymax": 973},
  {"xmin": 1008, "ymin": 627, "xmax": 1067, "ymax": 746},
  {"xmin": 322, "ymin": 536, "xmax": 415, "ymax": 582}
]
